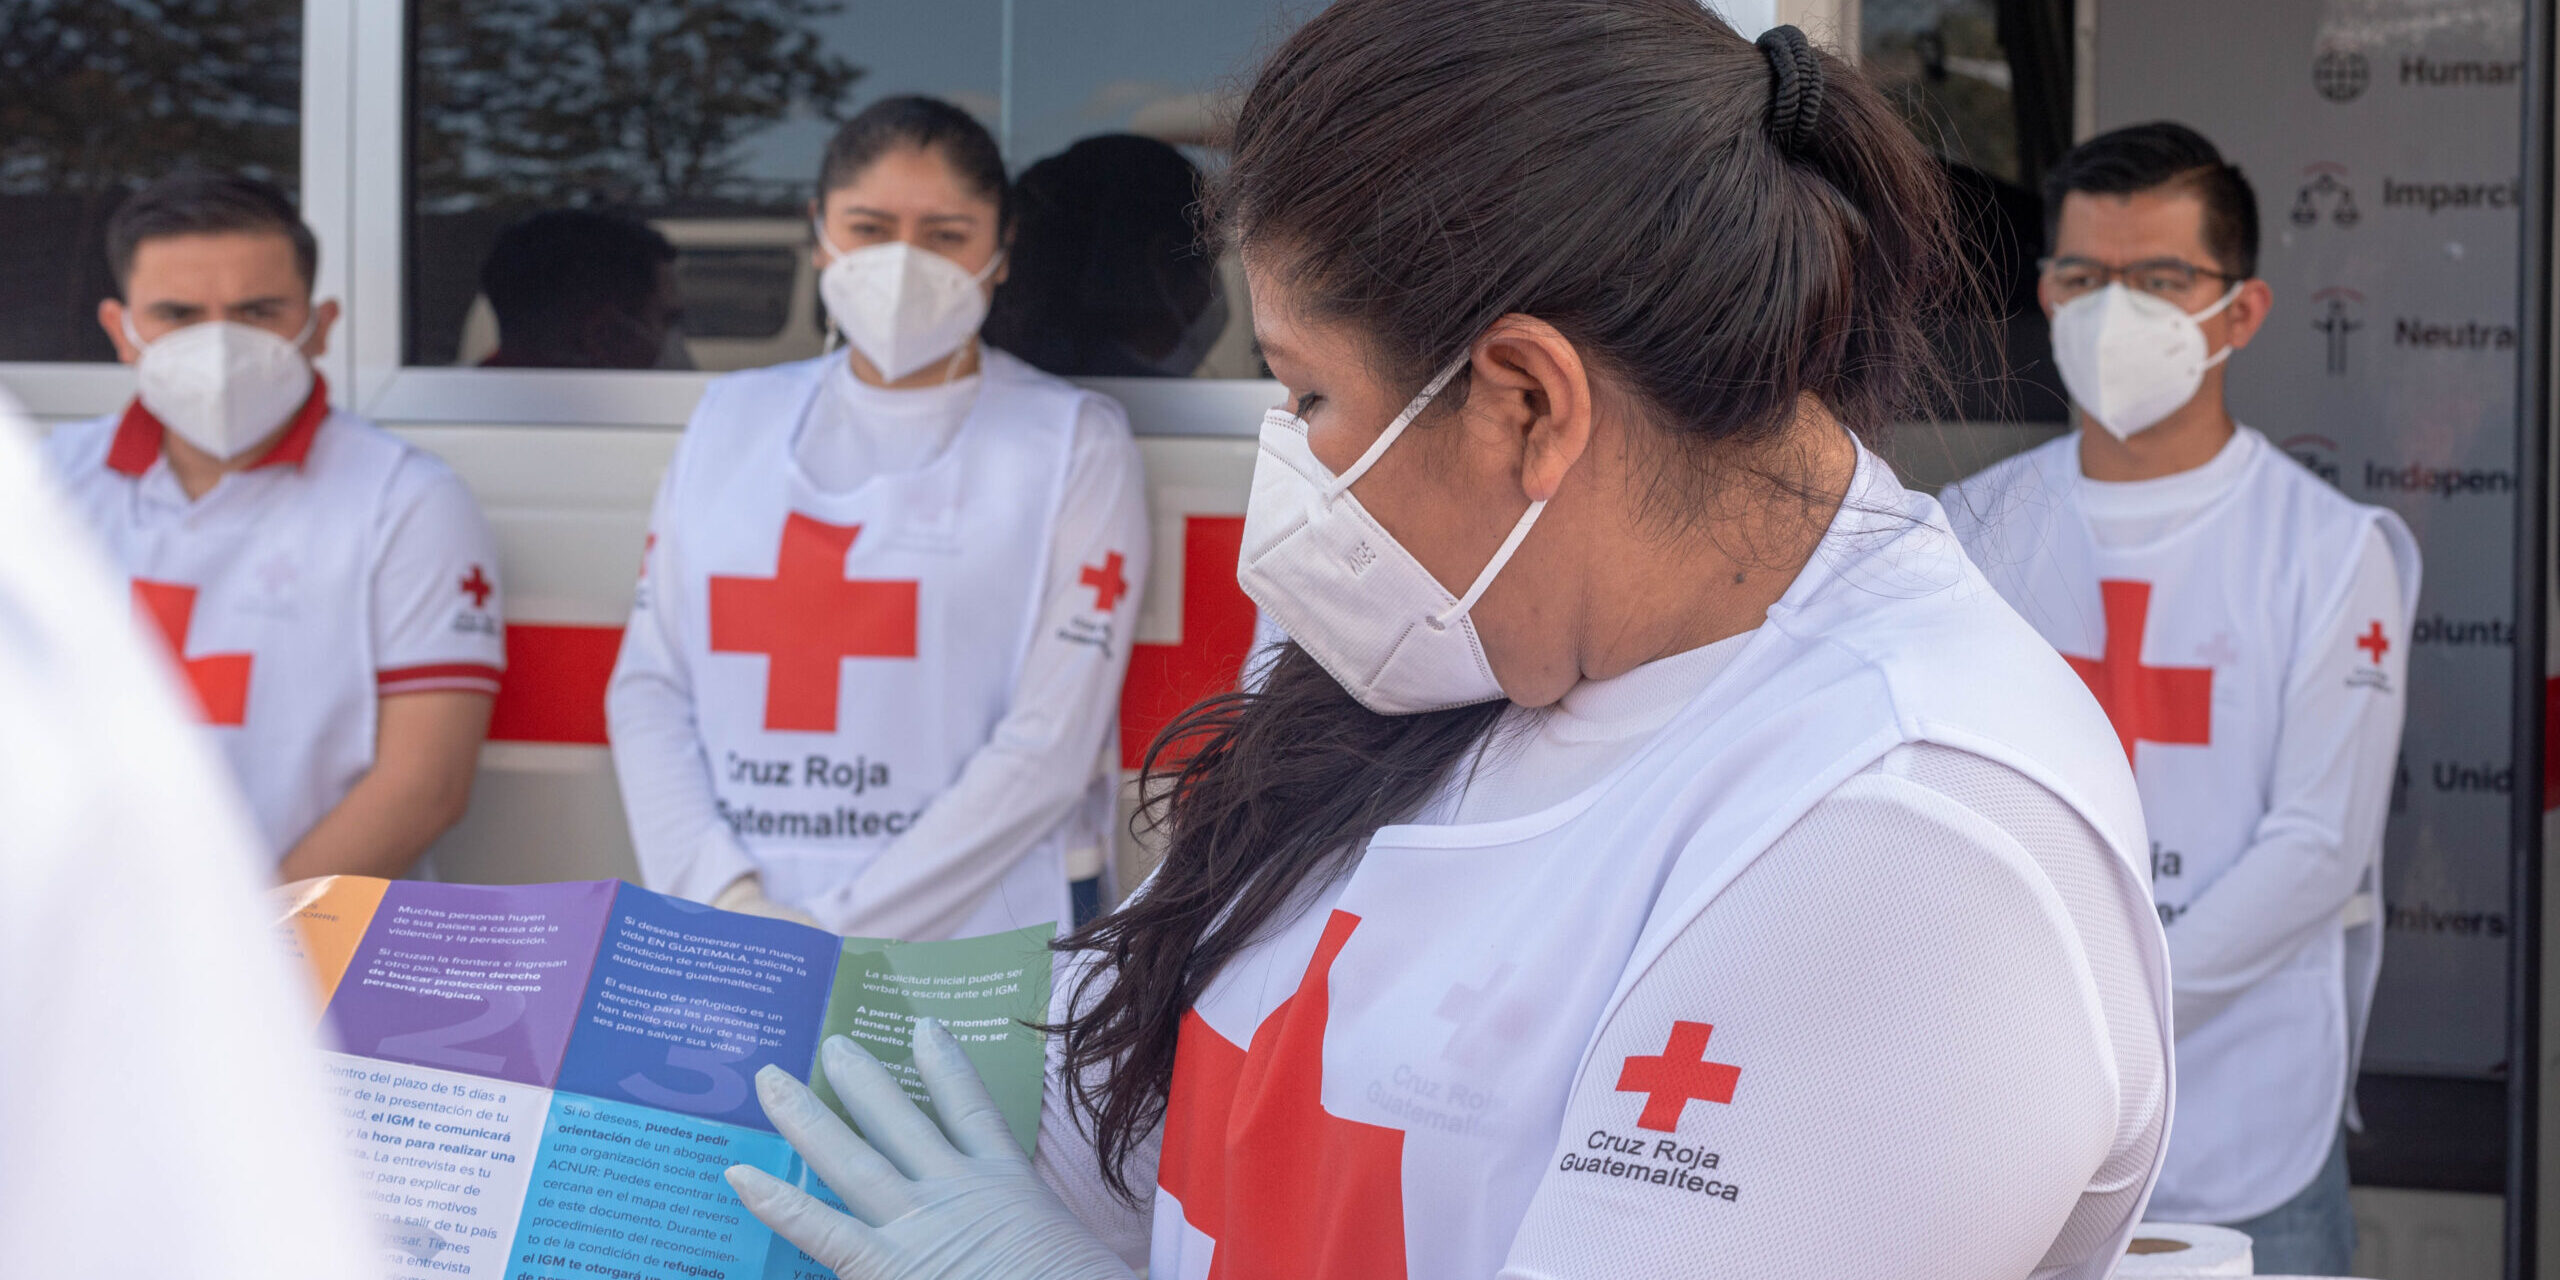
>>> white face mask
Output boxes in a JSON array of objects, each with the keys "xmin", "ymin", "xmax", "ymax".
[
  {"xmin": 122, "ymin": 312, "xmax": 317, "ymax": 461},
  {"xmin": 815, "ymin": 224, "xmax": 1001, "ymax": 382},
  {"xmin": 2050, "ymin": 282, "xmax": 2241, "ymax": 440},
  {"xmin": 1237, "ymin": 357, "xmax": 1546, "ymax": 715}
]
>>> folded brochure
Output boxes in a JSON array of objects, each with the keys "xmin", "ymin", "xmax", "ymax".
[{"xmin": 280, "ymin": 876, "xmax": 1056, "ymax": 1280}]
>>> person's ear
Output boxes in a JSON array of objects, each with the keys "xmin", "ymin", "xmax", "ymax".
[
  {"xmin": 99, "ymin": 298, "xmax": 140, "ymax": 364},
  {"xmin": 808, "ymin": 197, "xmax": 834, "ymax": 272},
  {"xmin": 2036, "ymin": 273, "xmax": 2059, "ymax": 320},
  {"xmin": 304, "ymin": 299, "xmax": 341, "ymax": 360},
  {"xmin": 1471, "ymin": 315, "xmax": 1594, "ymax": 504},
  {"xmin": 2221, "ymin": 277, "xmax": 2275, "ymax": 351}
]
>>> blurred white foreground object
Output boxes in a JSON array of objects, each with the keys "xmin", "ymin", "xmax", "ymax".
[
  {"xmin": 2116, "ymin": 1222, "xmax": 2256, "ymax": 1275},
  {"xmin": 0, "ymin": 390, "xmax": 383, "ymax": 1279}
]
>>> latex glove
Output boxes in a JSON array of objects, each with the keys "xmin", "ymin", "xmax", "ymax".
[
  {"xmin": 712, "ymin": 873, "xmax": 824, "ymax": 929},
  {"xmin": 726, "ymin": 1021, "xmax": 1133, "ymax": 1280}
]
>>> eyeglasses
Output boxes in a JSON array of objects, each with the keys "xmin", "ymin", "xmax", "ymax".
[{"xmin": 2040, "ymin": 256, "xmax": 2243, "ymax": 302}]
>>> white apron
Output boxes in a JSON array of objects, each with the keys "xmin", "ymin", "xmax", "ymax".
[
  {"xmin": 659, "ymin": 350, "xmax": 1083, "ymax": 935},
  {"xmin": 1150, "ymin": 450, "xmax": 2168, "ymax": 1279},
  {"xmin": 1947, "ymin": 429, "xmax": 2420, "ymax": 1222}
]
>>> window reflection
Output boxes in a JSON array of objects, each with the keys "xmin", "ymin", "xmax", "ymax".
[
  {"xmin": 474, "ymin": 210, "xmax": 689, "ymax": 370},
  {"xmin": 410, "ymin": 0, "xmax": 1293, "ymax": 375},
  {"xmin": 1863, "ymin": 0, "xmax": 2072, "ymax": 422},
  {"xmin": 0, "ymin": 0, "xmax": 301, "ymax": 361},
  {"xmin": 984, "ymin": 135, "xmax": 1228, "ymax": 379}
]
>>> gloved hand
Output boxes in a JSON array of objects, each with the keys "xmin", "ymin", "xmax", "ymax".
[
  {"xmin": 712, "ymin": 874, "xmax": 824, "ymax": 929},
  {"xmin": 727, "ymin": 1021, "xmax": 1134, "ymax": 1280}
]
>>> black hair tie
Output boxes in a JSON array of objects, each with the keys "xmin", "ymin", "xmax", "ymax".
[{"xmin": 1756, "ymin": 25, "xmax": 1825, "ymax": 157}]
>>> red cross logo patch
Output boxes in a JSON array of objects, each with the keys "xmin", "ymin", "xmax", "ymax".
[
  {"xmin": 2356, "ymin": 620, "xmax": 2390, "ymax": 664},
  {"xmin": 133, "ymin": 579, "xmax": 252, "ymax": 726},
  {"xmin": 709, "ymin": 513, "xmax": 918, "ymax": 733},
  {"xmin": 1079, "ymin": 551, "xmax": 1129, "ymax": 613},
  {"xmin": 2064, "ymin": 579, "xmax": 2212, "ymax": 763},
  {"xmin": 1615, "ymin": 1021, "xmax": 1742, "ymax": 1132},
  {"xmin": 459, "ymin": 564, "xmax": 493, "ymax": 609},
  {"xmin": 1157, "ymin": 910, "xmax": 1408, "ymax": 1278}
]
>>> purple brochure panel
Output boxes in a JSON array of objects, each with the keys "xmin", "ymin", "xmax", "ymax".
[
  {"xmin": 552, "ymin": 884, "xmax": 838, "ymax": 1131},
  {"xmin": 328, "ymin": 880, "xmax": 619, "ymax": 1088}
]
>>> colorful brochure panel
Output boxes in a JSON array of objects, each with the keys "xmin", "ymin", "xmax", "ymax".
[
  {"xmin": 508, "ymin": 1093, "xmax": 798, "ymax": 1280},
  {"xmin": 328, "ymin": 880, "xmax": 621, "ymax": 1087},
  {"xmin": 553, "ymin": 886, "xmax": 839, "ymax": 1131},
  {"xmin": 283, "ymin": 875, "xmax": 394, "ymax": 1013},
  {"xmin": 815, "ymin": 923, "xmax": 1055, "ymax": 1154},
  {"xmin": 287, "ymin": 879, "xmax": 1061, "ymax": 1280}
]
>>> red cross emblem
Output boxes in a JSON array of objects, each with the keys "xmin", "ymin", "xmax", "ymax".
[
  {"xmin": 1079, "ymin": 551, "xmax": 1129, "ymax": 613},
  {"xmin": 2356, "ymin": 620, "xmax": 2390, "ymax": 665},
  {"xmin": 459, "ymin": 564, "xmax": 493, "ymax": 609},
  {"xmin": 1119, "ymin": 516, "xmax": 1255, "ymax": 768},
  {"xmin": 709, "ymin": 513, "xmax": 918, "ymax": 733},
  {"xmin": 1615, "ymin": 1021, "xmax": 1742, "ymax": 1132},
  {"xmin": 2064, "ymin": 580, "xmax": 2213, "ymax": 764},
  {"xmin": 132, "ymin": 579, "xmax": 251, "ymax": 725},
  {"xmin": 1158, "ymin": 910, "xmax": 1408, "ymax": 1278}
]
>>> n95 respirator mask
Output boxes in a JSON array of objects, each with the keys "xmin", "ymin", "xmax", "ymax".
[
  {"xmin": 2050, "ymin": 282, "xmax": 2241, "ymax": 440},
  {"xmin": 1236, "ymin": 356, "xmax": 1545, "ymax": 716},
  {"xmin": 122, "ymin": 312, "xmax": 317, "ymax": 461},
  {"xmin": 815, "ymin": 226, "xmax": 1001, "ymax": 382}
]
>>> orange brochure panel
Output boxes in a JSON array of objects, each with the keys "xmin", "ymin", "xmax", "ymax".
[{"xmin": 277, "ymin": 874, "xmax": 392, "ymax": 1016}]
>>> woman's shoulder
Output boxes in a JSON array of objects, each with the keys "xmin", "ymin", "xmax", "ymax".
[
  {"xmin": 980, "ymin": 347, "xmax": 1135, "ymax": 440},
  {"xmin": 695, "ymin": 355, "xmax": 833, "ymax": 419},
  {"xmin": 680, "ymin": 358, "xmax": 829, "ymax": 442}
]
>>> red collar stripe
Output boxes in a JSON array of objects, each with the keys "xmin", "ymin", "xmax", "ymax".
[{"xmin": 106, "ymin": 373, "xmax": 332, "ymax": 477}]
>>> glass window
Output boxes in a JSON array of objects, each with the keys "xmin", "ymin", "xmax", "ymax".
[
  {"xmin": 1862, "ymin": 0, "xmax": 2074, "ymax": 422},
  {"xmin": 0, "ymin": 0, "xmax": 302, "ymax": 362},
  {"xmin": 408, "ymin": 0, "xmax": 1298, "ymax": 376}
]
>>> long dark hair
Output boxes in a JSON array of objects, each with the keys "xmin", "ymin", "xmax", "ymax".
[{"xmin": 1054, "ymin": 0, "xmax": 1959, "ymax": 1199}]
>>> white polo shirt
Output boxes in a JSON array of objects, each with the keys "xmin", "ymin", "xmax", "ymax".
[{"xmin": 41, "ymin": 377, "xmax": 506, "ymax": 858}]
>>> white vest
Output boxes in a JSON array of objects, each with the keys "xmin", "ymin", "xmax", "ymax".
[
  {"xmin": 1946, "ymin": 429, "xmax": 2420, "ymax": 1222},
  {"xmin": 1150, "ymin": 451, "xmax": 2168, "ymax": 1280},
  {"xmin": 657, "ymin": 350, "xmax": 1085, "ymax": 935}
]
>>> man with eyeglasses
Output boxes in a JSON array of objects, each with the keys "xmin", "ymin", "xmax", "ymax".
[
  {"xmin": 1944, "ymin": 121, "xmax": 2419, "ymax": 1273},
  {"xmin": 40, "ymin": 170, "xmax": 506, "ymax": 882}
]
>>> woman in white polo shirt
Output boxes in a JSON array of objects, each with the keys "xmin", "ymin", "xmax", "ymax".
[
  {"xmin": 606, "ymin": 95, "xmax": 1148, "ymax": 941},
  {"xmin": 720, "ymin": 5, "xmax": 2176, "ymax": 1278}
]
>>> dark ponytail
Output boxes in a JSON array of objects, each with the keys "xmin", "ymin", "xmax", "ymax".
[{"xmin": 1054, "ymin": 0, "xmax": 1959, "ymax": 1200}]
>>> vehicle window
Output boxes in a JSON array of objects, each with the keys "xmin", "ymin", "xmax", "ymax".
[
  {"xmin": 409, "ymin": 0, "xmax": 1299, "ymax": 377},
  {"xmin": 0, "ymin": 0, "xmax": 302, "ymax": 362}
]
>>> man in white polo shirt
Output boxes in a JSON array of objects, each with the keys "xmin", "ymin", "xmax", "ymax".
[
  {"xmin": 42, "ymin": 169, "xmax": 505, "ymax": 879},
  {"xmin": 1945, "ymin": 122, "xmax": 2419, "ymax": 1274}
]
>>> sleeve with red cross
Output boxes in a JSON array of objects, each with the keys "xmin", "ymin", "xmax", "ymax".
[
  {"xmin": 1501, "ymin": 753, "xmax": 2157, "ymax": 1278},
  {"xmin": 372, "ymin": 462, "xmax": 506, "ymax": 697}
]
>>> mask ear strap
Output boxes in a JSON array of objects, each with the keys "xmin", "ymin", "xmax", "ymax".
[
  {"xmin": 1324, "ymin": 354, "xmax": 1471, "ymax": 499},
  {"xmin": 1433, "ymin": 497, "xmax": 1548, "ymax": 628},
  {"xmin": 2196, "ymin": 282, "xmax": 2245, "ymax": 367}
]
